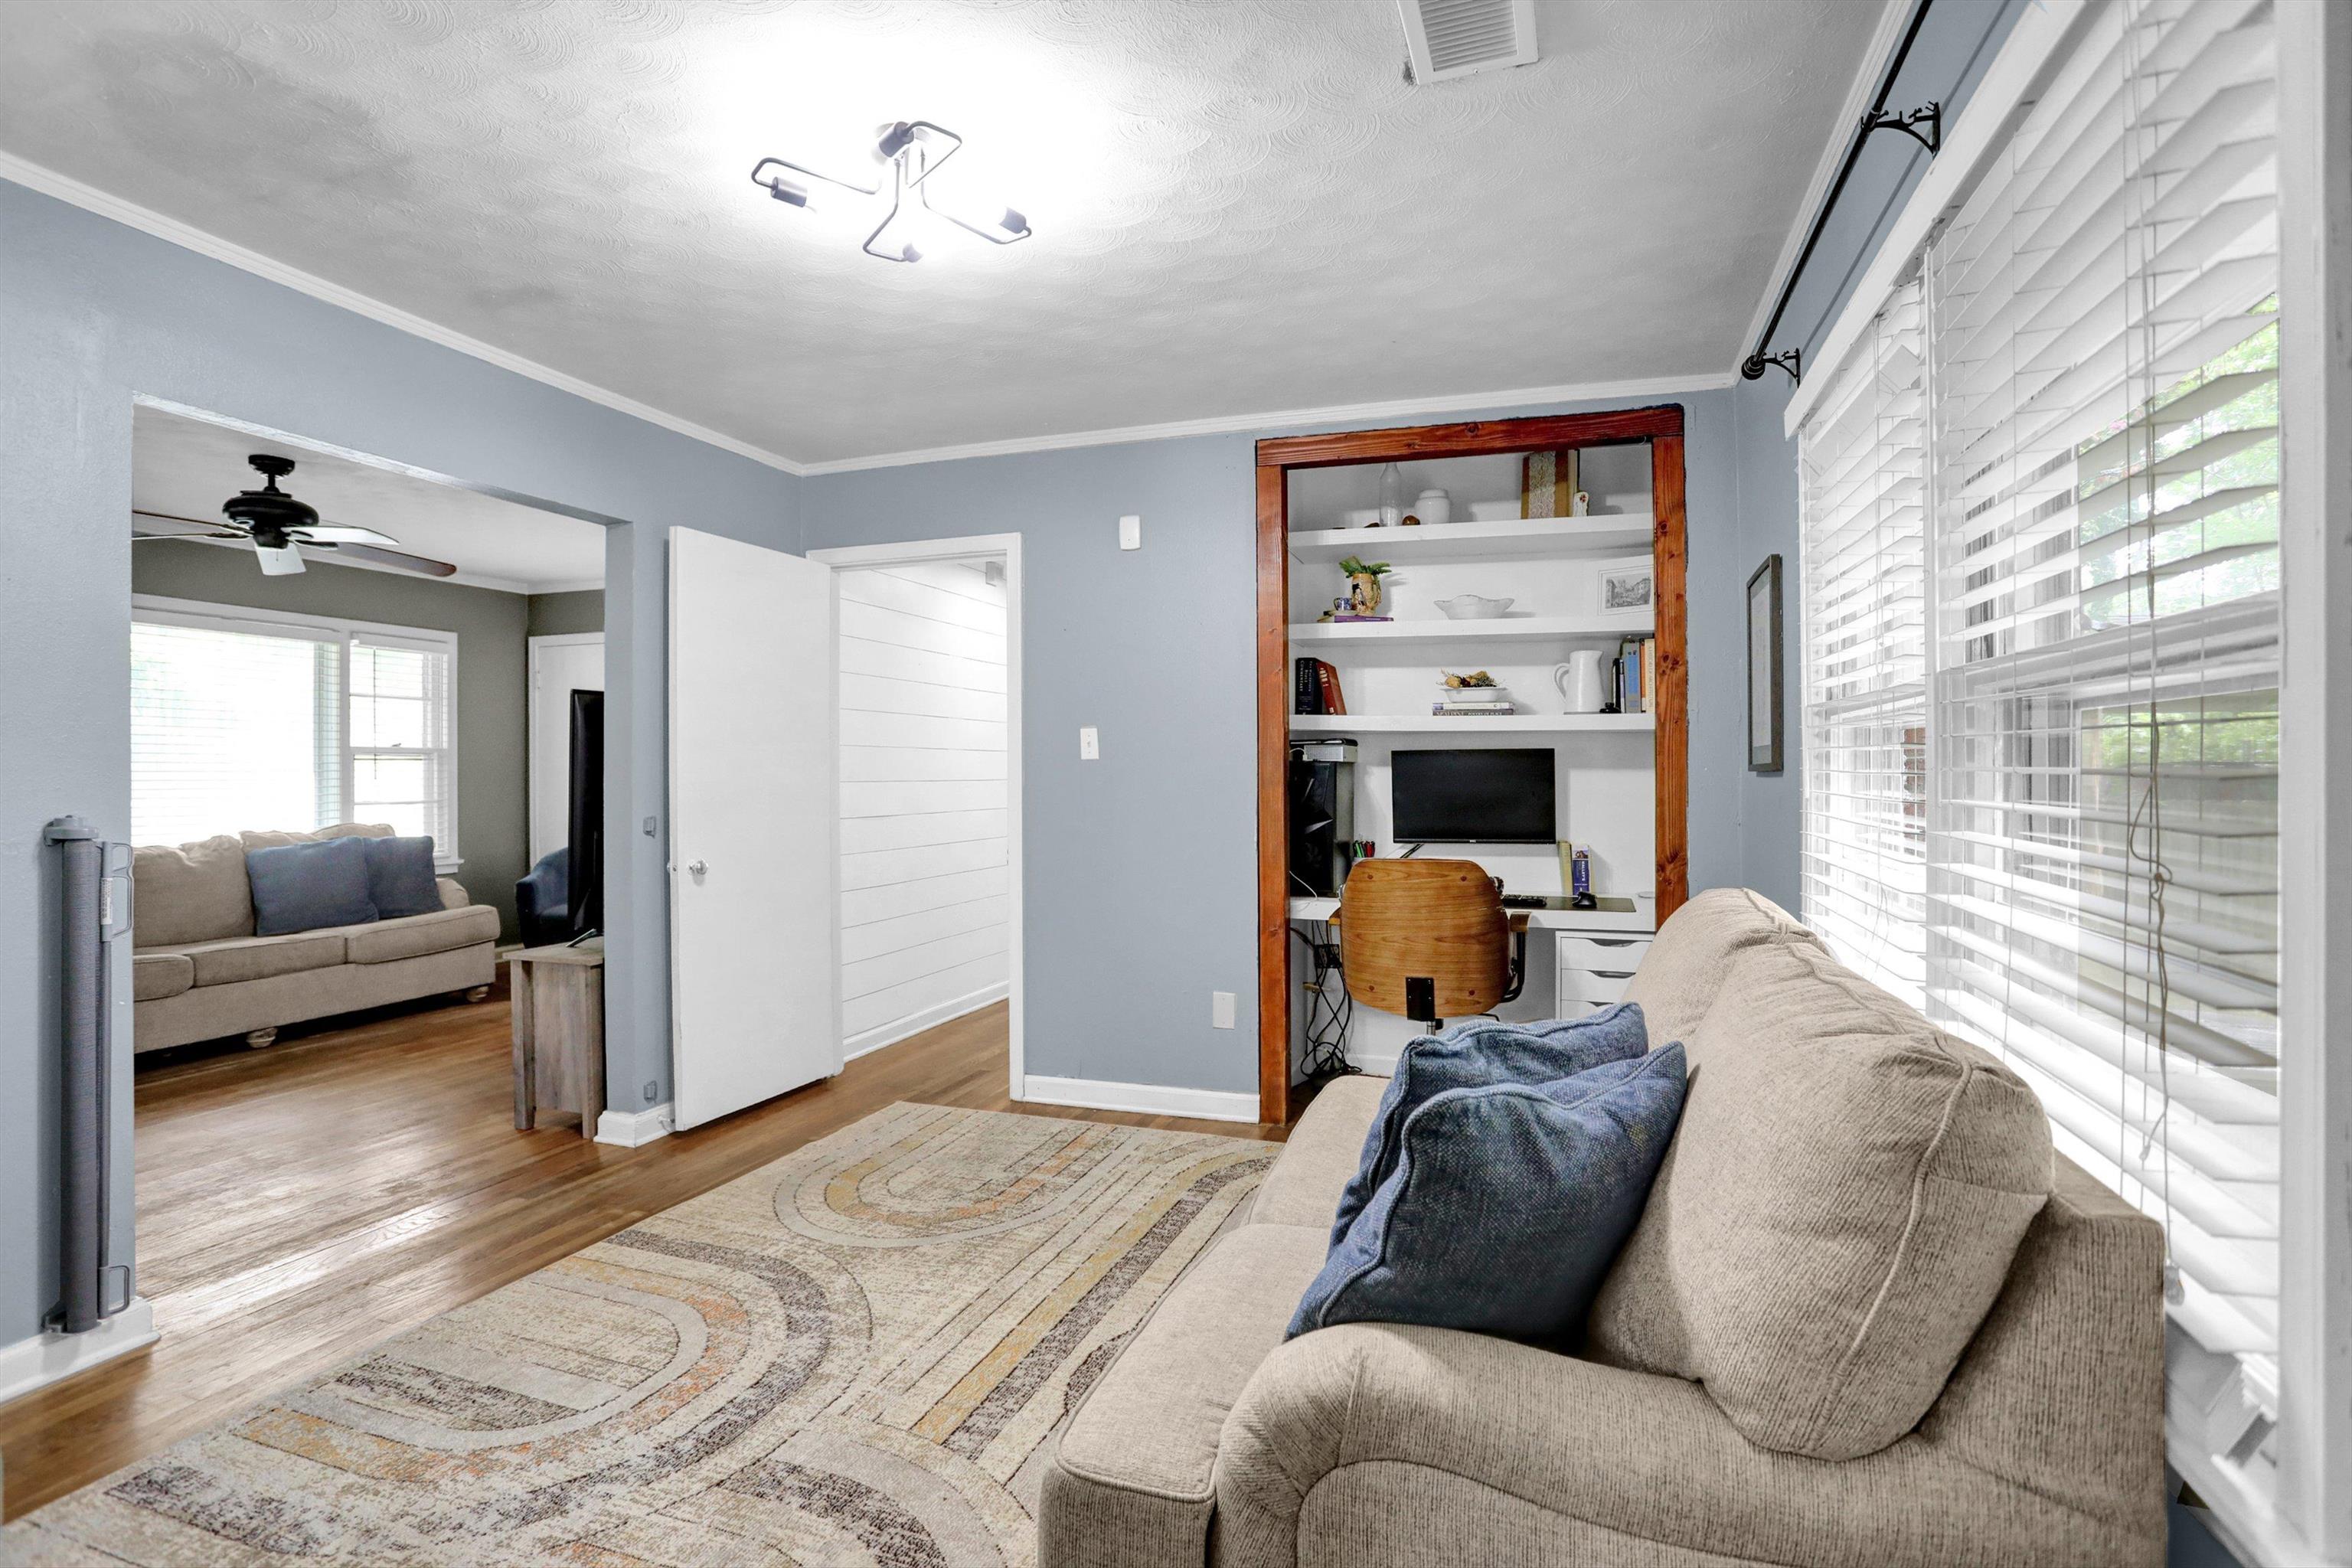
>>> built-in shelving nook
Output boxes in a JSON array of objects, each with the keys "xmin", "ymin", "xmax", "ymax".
[{"xmin": 1255, "ymin": 408, "xmax": 1689, "ymax": 1122}]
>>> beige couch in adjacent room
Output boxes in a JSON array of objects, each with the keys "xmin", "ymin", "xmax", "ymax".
[
  {"xmin": 132, "ymin": 823, "xmax": 499, "ymax": 1052},
  {"xmin": 1037, "ymin": 888, "xmax": 2168, "ymax": 1568}
]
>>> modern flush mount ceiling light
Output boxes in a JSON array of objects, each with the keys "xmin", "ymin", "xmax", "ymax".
[{"xmin": 751, "ymin": 119, "xmax": 1031, "ymax": 263}]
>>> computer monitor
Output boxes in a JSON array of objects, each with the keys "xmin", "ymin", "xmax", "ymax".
[{"xmin": 1390, "ymin": 748, "xmax": 1556, "ymax": 844}]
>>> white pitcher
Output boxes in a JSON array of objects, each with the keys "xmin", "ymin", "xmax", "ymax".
[{"xmin": 1553, "ymin": 651, "xmax": 1607, "ymax": 714}]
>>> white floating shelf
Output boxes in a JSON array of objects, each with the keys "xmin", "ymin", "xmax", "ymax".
[
  {"xmin": 1289, "ymin": 515, "xmax": 1652, "ymax": 564},
  {"xmin": 1290, "ymin": 616, "xmax": 1651, "ymax": 645},
  {"xmin": 1289, "ymin": 713, "xmax": 1653, "ymax": 735}
]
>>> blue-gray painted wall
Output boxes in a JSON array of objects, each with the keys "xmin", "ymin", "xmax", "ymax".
[
  {"xmin": 0, "ymin": 179, "xmax": 802, "ymax": 1352},
  {"xmin": 802, "ymin": 388, "xmax": 1744, "ymax": 1096},
  {"xmin": 1723, "ymin": 0, "xmax": 2037, "ymax": 915}
]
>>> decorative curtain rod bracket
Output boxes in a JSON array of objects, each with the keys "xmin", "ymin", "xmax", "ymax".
[
  {"xmin": 1740, "ymin": 348, "xmax": 1803, "ymax": 385},
  {"xmin": 1864, "ymin": 101, "xmax": 1942, "ymax": 155}
]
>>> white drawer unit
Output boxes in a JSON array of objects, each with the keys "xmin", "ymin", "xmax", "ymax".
[{"xmin": 1555, "ymin": 933, "xmax": 1651, "ymax": 1014}]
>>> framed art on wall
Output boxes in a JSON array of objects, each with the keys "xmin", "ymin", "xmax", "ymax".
[{"xmin": 1747, "ymin": 554, "xmax": 1782, "ymax": 773}]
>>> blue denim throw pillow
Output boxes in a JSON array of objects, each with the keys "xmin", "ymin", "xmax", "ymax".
[
  {"xmin": 362, "ymin": 835, "xmax": 443, "ymax": 919},
  {"xmin": 1328, "ymin": 1005, "xmax": 1651, "ymax": 1249},
  {"xmin": 247, "ymin": 836, "xmax": 380, "ymax": 936},
  {"xmin": 1287, "ymin": 1043, "xmax": 1688, "ymax": 1345}
]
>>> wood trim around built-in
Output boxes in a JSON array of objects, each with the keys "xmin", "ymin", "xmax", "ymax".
[
  {"xmin": 1255, "ymin": 463, "xmax": 1293, "ymax": 1127},
  {"xmin": 1254, "ymin": 404, "xmax": 1690, "ymax": 1125},
  {"xmin": 1651, "ymin": 433, "xmax": 1690, "ymax": 920}
]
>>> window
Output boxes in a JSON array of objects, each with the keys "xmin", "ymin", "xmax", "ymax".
[
  {"xmin": 132, "ymin": 599, "xmax": 459, "ymax": 861},
  {"xmin": 1798, "ymin": 279, "xmax": 1929, "ymax": 1005},
  {"xmin": 1793, "ymin": 0, "xmax": 2288, "ymax": 1535}
]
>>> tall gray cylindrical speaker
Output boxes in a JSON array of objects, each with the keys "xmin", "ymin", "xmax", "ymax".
[{"xmin": 46, "ymin": 815, "xmax": 130, "ymax": 1334}]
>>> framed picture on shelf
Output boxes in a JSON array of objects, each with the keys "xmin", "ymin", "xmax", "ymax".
[
  {"xmin": 1746, "ymin": 554, "xmax": 1784, "ymax": 773},
  {"xmin": 1592, "ymin": 557, "xmax": 1655, "ymax": 619}
]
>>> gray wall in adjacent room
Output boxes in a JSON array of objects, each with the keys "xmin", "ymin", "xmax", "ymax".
[
  {"xmin": 803, "ymin": 387, "xmax": 1742, "ymax": 1098},
  {"xmin": 131, "ymin": 541, "xmax": 533, "ymax": 937},
  {"xmin": 0, "ymin": 178, "xmax": 799, "ymax": 1357},
  {"xmin": 526, "ymin": 589, "xmax": 605, "ymax": 638},
  {"xmin": 1725, "ymin": 0, "xmax": 2037, "ymax": 915}
]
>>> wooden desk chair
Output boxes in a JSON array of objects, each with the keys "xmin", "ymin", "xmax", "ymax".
[{"xmin": 1338, "ymin": 858, "xmax": 1524, "ymax": 1030}]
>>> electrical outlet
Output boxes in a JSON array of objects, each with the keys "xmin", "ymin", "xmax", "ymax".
[
  {"xmin": 1079, "ymin": 726, "xmax": 1099, "ymax": 760},
  {"xmin": 1119, "ymin": 514, "xmax": 1142, "ymax": 550},
  {"xmin": 1212, "ymin": 991, "xmax": 1236, "ymax": 1029}
]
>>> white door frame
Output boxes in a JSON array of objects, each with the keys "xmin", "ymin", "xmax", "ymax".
[
  {"xmin": 806, "ymin": 533, "xmax": 1024, "ymax": 1102},
  {"xmin": 527, "ymin": 632, "xmax": 606, "ymax": 867}
]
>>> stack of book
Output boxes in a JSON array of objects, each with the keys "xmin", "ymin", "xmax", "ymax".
[
  {"xmin": 1432, "ymin": 689, "xmax": 1514, "ymax": 717},
  {"xmin": 1614, "ymin": 636, "xmax": 1656, "ymax": 714},
  {"xmin": 1293, "ymin": 658, "xmax": 1347, "ymax": 715}
]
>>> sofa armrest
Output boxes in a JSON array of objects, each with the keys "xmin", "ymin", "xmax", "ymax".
[
  {"xmin": 1214, "ymin": 1324, "xmax": 2155, "ymax": 1568},
  {"xmin": 436, "ymin": 877, "xmax": 470, "ymax": 909}
]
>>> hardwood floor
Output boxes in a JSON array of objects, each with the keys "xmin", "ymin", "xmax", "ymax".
[{"xmin": 0, "ymin": 982, "xmax": 1289, "ymax": 1521}]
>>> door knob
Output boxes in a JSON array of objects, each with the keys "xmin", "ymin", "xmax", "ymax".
[{"xmin": 688, "ymin": 860, "xmax": 708, "ymax": 876}]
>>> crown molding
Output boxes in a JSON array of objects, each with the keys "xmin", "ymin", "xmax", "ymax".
[
  {"xmin": 0, "ymin": 151, "xmax": 807, "ymax": 476},
  {"xmin": 7, "ymin": 150, "xmax": 1734, "ymax": 485},
  {"xmin": 795, "ymin": 371, "xmax": 1736, "ymax": 476}
]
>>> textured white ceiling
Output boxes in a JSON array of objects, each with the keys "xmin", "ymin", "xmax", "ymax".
[
  {"xmin": 4, "ymin": 1, "xmax": 1877, "ymax": 466},
  {"xmin": 134, "ymin": 406, "xmax": 609, "ymax": 592}
]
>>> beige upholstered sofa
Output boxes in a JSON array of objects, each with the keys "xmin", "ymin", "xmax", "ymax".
[
  {"xmin": 1038, "ymin": 889, "xmax": 2168, "ymax": 1568},
  {"xmin": 132, "ymin": 823, "xmax": 498, "ymax": 1052}
]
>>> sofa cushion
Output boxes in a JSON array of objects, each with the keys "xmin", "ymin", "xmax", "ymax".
[
  {"xmin": 1249, "ymin": 1074, "xmax": 1386, "ymax": 1229},
  {"xmin": 1040, "ymin": 1223, "xmax": 1328, "ymax": 1568},
  {"xmin": 1329, "ymin": 1008, "xmax": 1651, "ymax": 1248},
  {"xmin": 1290, "ymin": 1044, "xmax": 1687, "ymax": 1345},
  {"xmin": 132, "ymin": 834, "xmax": 253, "ymax": 946},
  {"xmin": 1587, "ymin": 939, "xmax": 2053, "ymax": 1461},
  {"xmin": 181, "ymin": 929, "xmax": 348, "ymax": 987},
  {"xmin": 361, "ymin": 835, "xmax": 443, "ymax": 918},
  {"xmin": 343, "ymin": 903, "xmax": 499, "ymax": 964},
  {"xmin": 238, "ymin": 822, "xmax": 394, "ymax": 853},
  {"xmin": 1622, "ymin": 887, "xmax": 1824, "ymax": 1050},
  {"xmin": 132, "ymin": 951, "xmax": 195, "ymax": 1002},
  {"xmin": 247, "ymin": 837, "xmax": 378, "ymax": 936}
]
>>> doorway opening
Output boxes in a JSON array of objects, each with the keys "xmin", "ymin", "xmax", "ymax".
[{"xmin": 808, "ymin": 534, "xmax": 1025, "ymax": 1100}]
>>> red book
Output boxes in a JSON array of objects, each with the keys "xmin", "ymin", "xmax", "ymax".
[{"xmin": 1317, "ymin": 661, "xmax": 1346, "ymax": 716}]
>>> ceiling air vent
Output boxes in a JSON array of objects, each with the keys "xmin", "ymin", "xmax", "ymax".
[{"xmin": 1396, "ymin": 0, "xmax": 1537, "ymax": 84}]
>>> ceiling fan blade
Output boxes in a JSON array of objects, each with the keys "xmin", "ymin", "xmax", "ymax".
[
  {"xmin": 132, "ymin": 508, "xmax": 245, "ymax": 539},
  {"xmin": 134, "ymin": 530, "xmax": 243, "ymax": 542},
  {"xmin": 254, "ymin": 540, "xmax": 307, "ymax": 577},
  {"xmin": 313, "ymin": 540, "xmax": 459, "ymax": 577},
  {"xmin": 294, "ymin": 523, "xmax": 403, "ymax": 547}
]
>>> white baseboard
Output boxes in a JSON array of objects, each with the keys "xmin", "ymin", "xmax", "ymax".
[
  {"xmin": 595, "ymin": 1102, "xmax": 674, "ymax": 1147},
  {"xmin": 0, "ymin": 1296, "xmax": 158, "ymax": 1407},
  {"xmin": 844, "ymin": 981, "xmax": 1009, "ymax": 1063},
  {"xmin": 1018, "ymin": 1075, "xmax": 1260, "ymax": 1124}
]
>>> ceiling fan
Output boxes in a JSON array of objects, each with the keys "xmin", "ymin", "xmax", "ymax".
[{"xmin": 132, "ymin": 453, "xmax": 458, "ymax": 578}]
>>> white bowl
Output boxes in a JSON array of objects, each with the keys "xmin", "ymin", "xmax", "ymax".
[{"xmin": 1435, "ymin": 595, "xmax": 1514, "ymax": 619}]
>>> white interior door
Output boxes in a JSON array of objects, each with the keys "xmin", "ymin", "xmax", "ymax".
[
  {"xmin": 668, "ymin": 527, "xmax": 840, "ymax": 1130},
  {"xmin": 528, "ymin": 635, "xmax": 605, "ymax": 867}
]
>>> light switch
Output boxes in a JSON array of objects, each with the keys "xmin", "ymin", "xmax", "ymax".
[
  {"xmin": 1079, "ymin": 726, "xmax": 1099, "ymax": 760},
  {"xmin": 1119, "ymin": 514, "xmax": 1142, "ymax": 550},
  {"xmin": 1212, "ymin": 991, "xmax": 1236, "ymax": 1029}
]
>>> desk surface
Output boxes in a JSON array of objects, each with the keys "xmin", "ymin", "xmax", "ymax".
[
  {"xmin": 1287, "ymin": 894, "xmax": 1656, "ymax": 935},
  {"xmin": 508, "ymin": 938, "xmax": 605, "ymax": 967}
]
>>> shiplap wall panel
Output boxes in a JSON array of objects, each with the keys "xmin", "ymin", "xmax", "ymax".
[{"xmin": 837, "ymin": 559, "xmax": 1011, "ymax": 1057}]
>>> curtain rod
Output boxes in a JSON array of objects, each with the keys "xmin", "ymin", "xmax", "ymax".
[{"xmin": 1740, "ymin": 0, "xmax": 1946, "ymax": 386}]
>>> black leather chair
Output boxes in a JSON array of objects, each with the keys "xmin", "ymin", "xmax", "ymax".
[{"xmin": 515, "ymin": 848, "xmax": 570, "ymax": 949}]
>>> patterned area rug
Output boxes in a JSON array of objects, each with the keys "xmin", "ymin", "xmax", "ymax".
[{"xmin": 8, "ymin": 1103, "xmax": 1273, "ymax": 1566}]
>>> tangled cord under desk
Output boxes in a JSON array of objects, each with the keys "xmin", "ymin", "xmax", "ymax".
[{"xmin": 1292, "ymin": 920, "xmax": 1360, "ymax": 1083}]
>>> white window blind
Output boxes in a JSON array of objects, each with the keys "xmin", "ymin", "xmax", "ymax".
[
  {"xmin": 132, "ymin": 617, "xmax": 345, "ymax": 847},
  {"xmin": 132, "ymin": 603, "xmax": 459, "ymax": 861},
  {"xmin": 1921, "ymin": 0, "xmax": 2280, "ymax": 1396},
  {"xmin": 1797, "ymin": 279, "xmax": 1929, "ymax": 1004}
]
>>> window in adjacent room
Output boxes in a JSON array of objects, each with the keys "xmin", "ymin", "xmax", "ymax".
[{"xmin": 132, "ymin": 598, "xmax": 459, "ymax": 864}]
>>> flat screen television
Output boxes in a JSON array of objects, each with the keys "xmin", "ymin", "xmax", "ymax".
[
  {"xmin": 1390, "ymin": 747, "xmax": 1557, "ymax": 844},
  {"xmin": 566, "ymin": 689, "xmax": 605, "ymax": 938}
]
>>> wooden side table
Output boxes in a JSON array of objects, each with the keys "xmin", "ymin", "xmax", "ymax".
[{"xmin": 508, "ymin": 939, "xmax": 605, "ymax": 1138}]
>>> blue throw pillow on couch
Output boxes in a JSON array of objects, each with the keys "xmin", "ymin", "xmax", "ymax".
[
  {"xmin": 1288, "ymin": 1043, "xmax": 1688, "ymax": 1345},
  {"xmin": 362, "ymin": 835, "xmax": 443, "ymax": 919},
  {"xmin": 247, "ymin": 837, "xmax": 378, "ymax": 935},
  {"xmin": 1328, "ymin": 1005, "xmax": 1651, "ymax": 1247}
]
